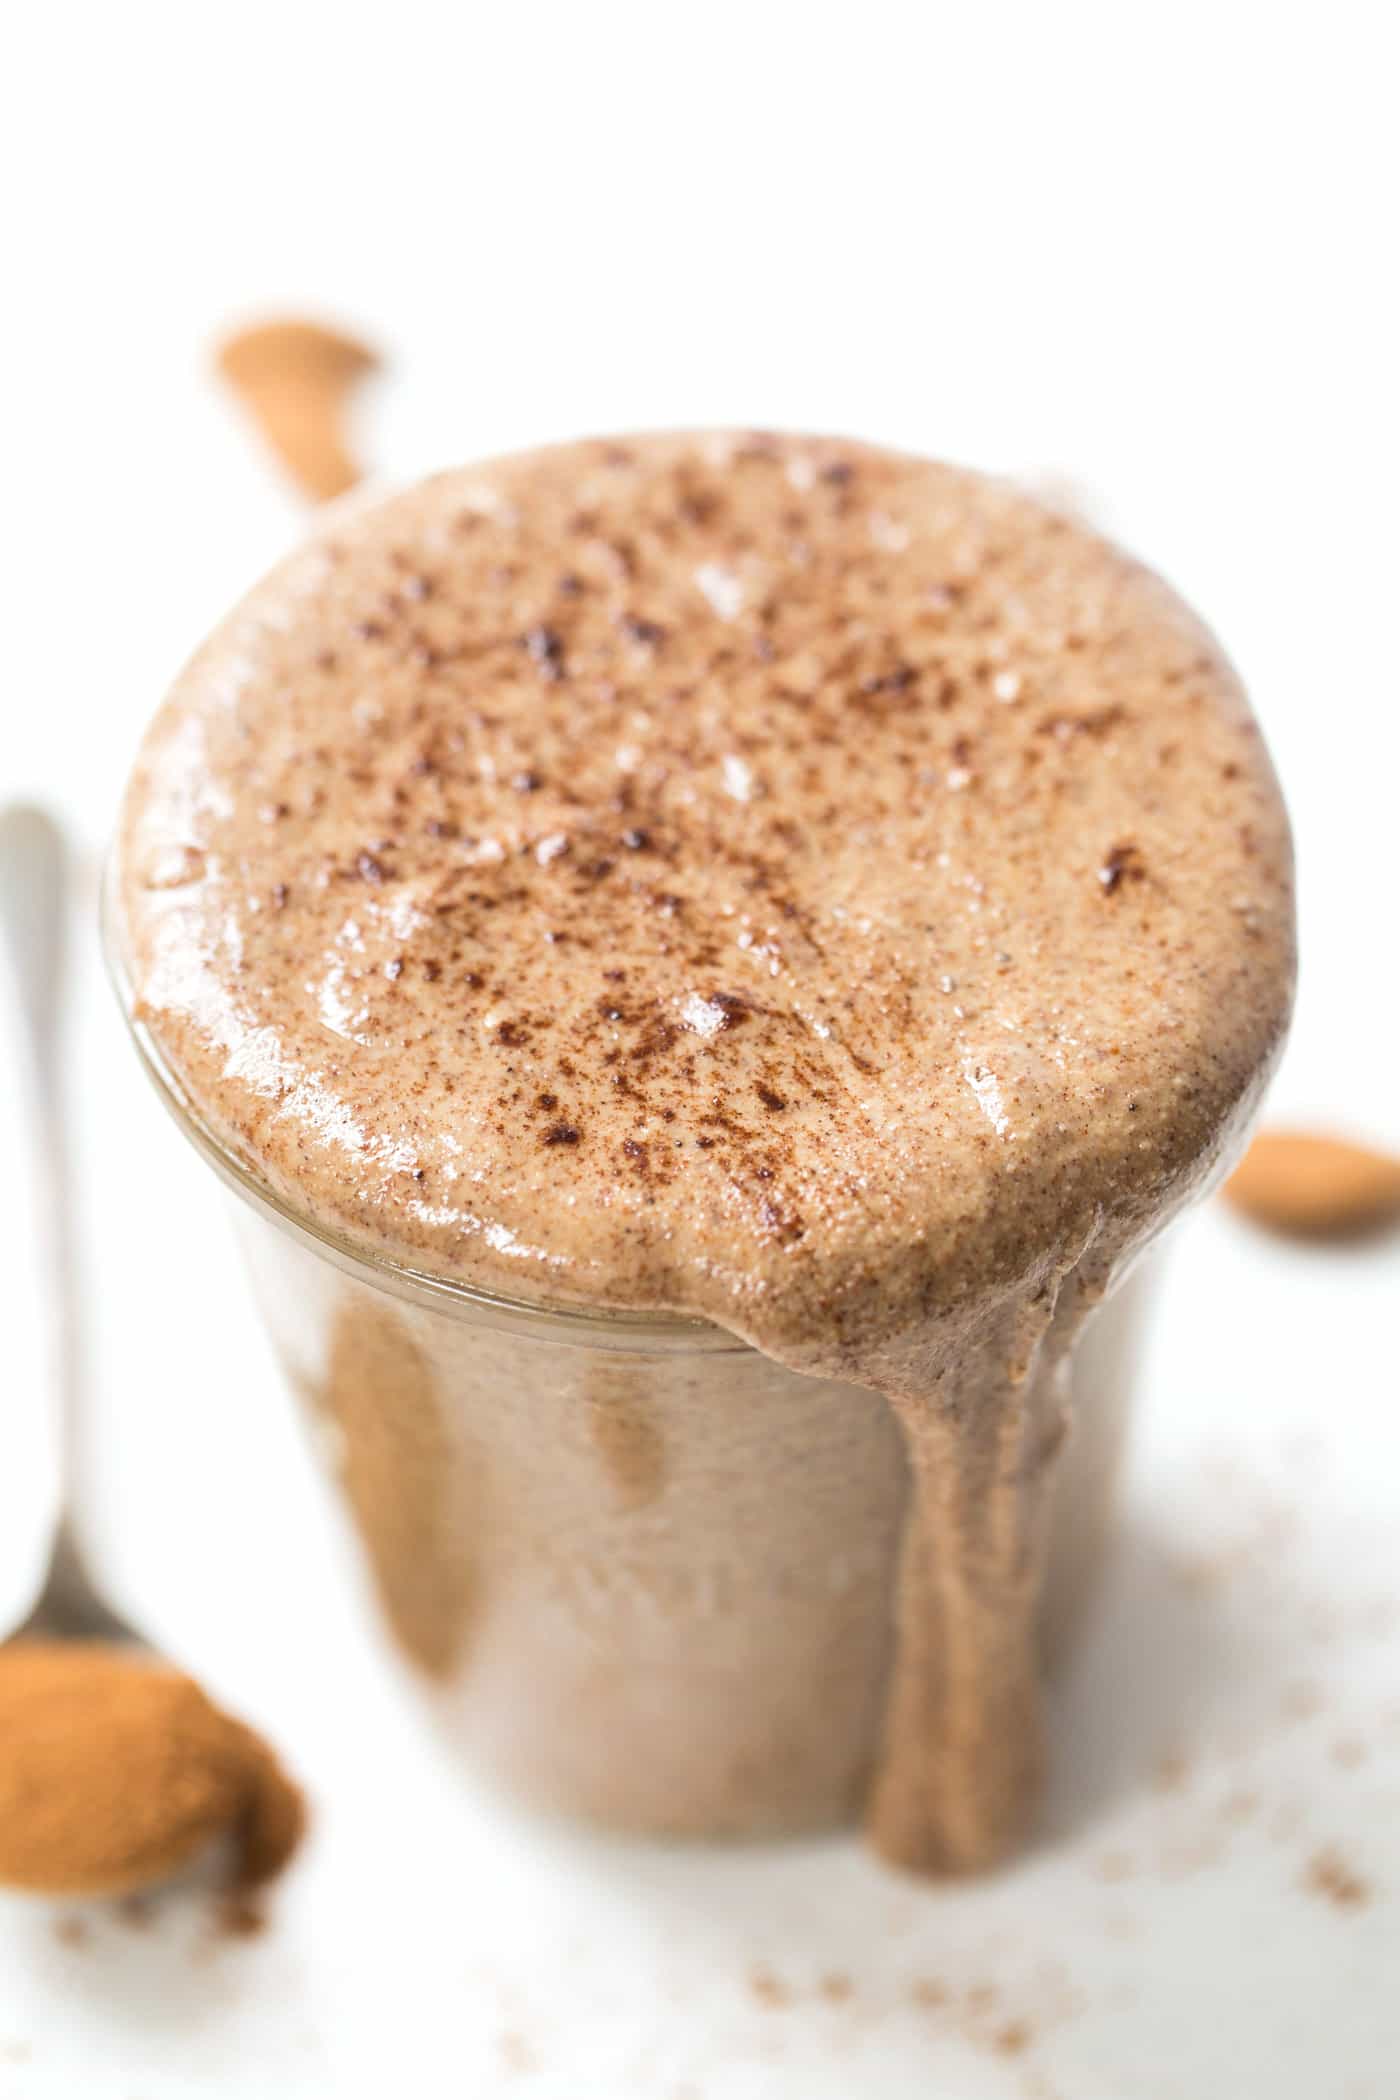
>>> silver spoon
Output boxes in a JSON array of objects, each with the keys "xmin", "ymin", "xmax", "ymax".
[{"xmin": 0, "ymin": 803, "xmax": 134, "ymax": 1643}]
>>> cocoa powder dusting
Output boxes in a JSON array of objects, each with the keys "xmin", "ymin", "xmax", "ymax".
[
  {"xmin": 216, "ymin": 319, "xmax": 379, "ymax": 502},
  {"xmin": 0, "ymin": 1641, "xmax": 304, "ymax": 1903}
]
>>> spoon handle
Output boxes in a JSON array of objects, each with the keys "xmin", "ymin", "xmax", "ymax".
[{"xmin": 0, "ymin": 806, "xmax": 128, "ymax": 1639}]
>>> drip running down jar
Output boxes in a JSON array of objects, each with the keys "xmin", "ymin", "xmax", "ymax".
[{"xmin": 109, "ymin": 986, "xmax": 1146, "ymax": 1839}]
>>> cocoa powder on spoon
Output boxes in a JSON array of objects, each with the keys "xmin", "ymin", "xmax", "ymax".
[{"xmin": 0, "ymin": 1641, "xmax": 303, "ymax": 1913}]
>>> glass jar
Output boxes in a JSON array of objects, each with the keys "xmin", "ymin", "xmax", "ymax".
[{"xmin": 108, "ymin": 929, "xmax": 1144, "ymax": 1839}]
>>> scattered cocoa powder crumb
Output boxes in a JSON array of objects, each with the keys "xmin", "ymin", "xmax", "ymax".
[
  {"xmin": 498, "ymin": 2032, "xmax": 538, "ymax": 2075},
  {"xmin": 1153, "ymin": 1751, "xmax": 1189, "ymax": 1792},
  {"xmin": 1094, "ymin": 1849, "xmax": 1136, "ymax": 1882},
  {"xmin": 748, "ymin": 1964, "xmax": 792, "ymax": 2008},
  {"xmin": 1331, "ymin": 1737, "xmax": 1368, "ymax": 1770},
  {"xmin": 0, "ymin": 1641, "xmax": 305, "ymax": 1908},
  {"xmin": 215, "ymin": 318, "xmax": 379, "ymax": 502},
  {"xmin": 818, "ymin": 1971, "xmax": 854, "ymax": 2003},
  {"xmin": 1281, "ymin": 1681, "xmax": 1325, "ymax": 1722},
  {"xmin": 51, "ymin": 1913, "xmax": 90, "ymax": 1950},
  {"xmin": 1224, "ymin": 1130, "xmax": 1400, "ymax": 1239},
  {"xmin": 1219, "ymin": 1790, "xmax": 1258, "ymax": 1824},
  {"xmin": 1303, "ymin": 1847, "xmax": 1371, "ymax": 1910},
  {"xmin": 909, "ymin": 1977, "xmax": 950, "ymax": 2009},
  {"xmin": 994, "ymin": 2018, "xmax": 1033, "ymax": 2055}
]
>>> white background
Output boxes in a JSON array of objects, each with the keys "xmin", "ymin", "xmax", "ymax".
[{"xmin": 2, "ymin": 4, "xmax": 1398, "ymax": 2094}]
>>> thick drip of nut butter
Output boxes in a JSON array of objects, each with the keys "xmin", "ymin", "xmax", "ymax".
[{"xmin": 116, "ymin": 434, "xmax": 1294, "ymax": 1869}]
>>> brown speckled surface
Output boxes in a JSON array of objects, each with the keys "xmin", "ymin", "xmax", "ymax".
[{"xmin": 115, "ymin": 431, "xmax": 1293, "ymax": 1364}]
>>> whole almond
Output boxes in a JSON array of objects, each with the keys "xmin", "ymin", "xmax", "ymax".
[
  {"xmin": 216, "ymin": 319, "xmax": 379, "ymax": 502},
  {"xmin": 1225, "ymin": 1130, "xmax": 1400, "ymax": 1239}
]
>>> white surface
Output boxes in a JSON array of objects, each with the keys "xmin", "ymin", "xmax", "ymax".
[{"xmin": 2, "ymin": 3, "xmax": 1398, "ymax": 2093}]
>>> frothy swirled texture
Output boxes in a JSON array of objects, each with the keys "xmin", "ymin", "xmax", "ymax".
[{"xmin": 116, "ymin": 434, "xmax": 1294, "ymax": 1868}]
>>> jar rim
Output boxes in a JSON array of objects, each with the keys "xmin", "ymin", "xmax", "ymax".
[{"xmin": 102, "ymin": 866, "xmax": 740, "ymax": 1352}]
